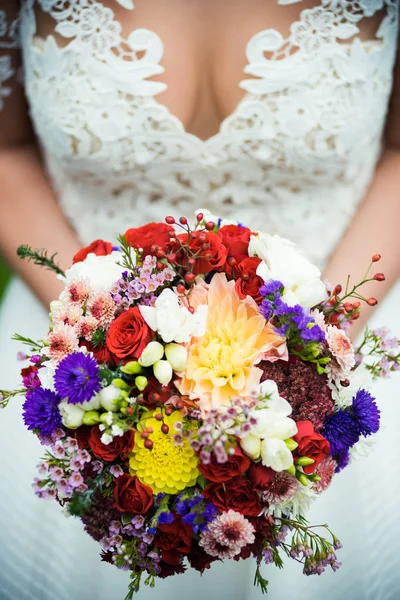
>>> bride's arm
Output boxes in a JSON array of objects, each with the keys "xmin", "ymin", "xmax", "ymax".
[
  {"xmin": 0, "ymin": 4, "xmax": 81, "ymax": 307},
  {"xmin": 324, "ymin": 52, "xmax": 400, "ymax": 337}
]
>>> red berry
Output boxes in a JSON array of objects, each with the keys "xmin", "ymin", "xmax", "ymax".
[
  {"xmin": 372, "ymin": 253, "xmax": 381, "ymax": 262},
  {"xmin": 167, "ymin": 253, "xmax": 177, "ymax": 263},
  {"xmin": 141, "ymin": 431, "xmax": 149, "ymax": 439},
  {"xmin": 373, "ymin": 273, "xmax": 385, "ymax": 282},
  {"xmin": 198, "ymin": 232, "xmax": 207, "ymax": 243},
  {"xmin": 176, "ymin": 400, "xmax": 185, "ymax": 410},
  {"xmin": 177, "ymin": 284, "xmax": 186, "ymax": 294},
  {"xmin": 165, "ymin": 216, "xmax": 175, "ymax": 224},
  {"xmin": 188, "ymin": 306, "xmax": 195, "ymax": 314},
  {"xmin": 161, "ymin": 424, "xmax": 169, "ymax": 434},
  {"xmin": 168, "ymin": 230, "xmax": 176, "ymax": 238},
  {"xmin": 126, "ymin": 407, "xmax": 133, "ymax": 415},
  {"xmin": 155, "ymin": 413, "xmax": 163, "ymax": 421},
  {"xmin": 352, "ymin": 312, "xmax": 360, "ymax": 320},
  {"xmin": 227, "ymin": 257, "xmax": 237, "ymax": 266},
  {"xmin": 156, "ymin": 249, "xmax": 165, "ymax": 259},
  {"xmin": 367, "ymin": 297, "xmax": 378, "ymax": 306},
  {"xmin": 184, "ymin": 272, "xmax": 195, "ymax": 283},
  {"xmin": 333, "ymin": 284, "xmax": 342, "ymax": 295},
  {"xmin": 344, "ymin": 302, "xmax": 353, "ymax": 313},
  {"xmin": 205, "ymin": 221, "xmax": 215, "ymax": 231},
  {"xmin": 149, "ymin": 392, "xmax": 160, "ymax": 403},
  {"xmin": 188, "ymin": 258, "xmax": 196, "ymax": 266},
  {"xmin": 144, "ymin": 439, "xmax": 154, "ymax": 450},
  {"xmin": 146, "ymin": 426, "xmax": 153, "ymax": 434},
  {"xmin": 151, "ymin": 245, "xmax": 158, "ymax": 254},
  {"xmin": 243, "ymin": 275, "xmax": 249, "ymax": 282},
  {"xmin": 156, "ymin": 261, "xmax": 164, "ymax": 271},
  {"xmin": 205, "ymin": 253, "xmax": 213, "ymax": 260},
  {"xmin": 196, "ymin": 213, "xmax": 204, "ymax": 222},
  {"xmin": 165, "ymin": 407, "xmax": 173, "ymax": 416},
  {"xmin": 179, "ymin": 216, "xmax": 188, "ymax": 225},
  {"xmin": 352, "ymin": 301, "xmax": 361, "ymax": 309}
]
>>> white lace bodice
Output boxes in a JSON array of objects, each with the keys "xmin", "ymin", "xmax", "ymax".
[{"xmin": 0, "ymin": 0, "xmax": 398, "ymax": 266}]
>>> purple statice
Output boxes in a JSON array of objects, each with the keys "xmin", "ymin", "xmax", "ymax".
[
  {"xmin": 351, "ymin": 389, "xmax": 380, "ymax": 436},
  {"xmin": 54, "ymin": 352, "xmax": 101, "ymax": 404},
  {"xmin": 260, "ymin": 280, "xmax": 284, "ymax": 297},
  {"xmin": 175, "ymin": 495, "xmax": 217, "ymax": 534},
  {"xmin": 22, "ymin": 387, "xmax": 62, "ymax": 436},
  {"xmin": 158, "ymin": 511, "xmax": 175, "ymax": 525},
  {"xmin": 22, "ymin": 369, "xmax": 41, "ymax": 396},
  {"xmin": 322, "ymin": 409, "xmax": 359, "ymax": 456}
]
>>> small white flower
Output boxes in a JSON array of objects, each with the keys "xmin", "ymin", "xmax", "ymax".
[
  {"xmin": 98, "ymin": 384, "xmax": 121, "ymax": 412},
  {"xmin": 153, "ymin": 360, "xmax": 173, "ymax": 385},
  {"xmin": 111, "ymin": 424, "xmax": 124, "ymax": 437},
  {"xmin": 139, "ymin": 341, "xmax": 164, "ymax": 367},
  {"xmin": 62, "ymin": 252, "xmax": 126, "ymax": 294},
  {"xmin": 104, "ymin": 411, "xmax": 114, "ymax": 426},
  {"xmin": 59, "ymin": 401, "xmax": 85, "ymax": 429},
  {"xmin": 101, "ymin": 433, "xmax": 113, "ymax": 445},
  {"xmin": 250, "ymin": 233, "xmax": 326, "ymax": 308},
  {"xmin": 140, "ymin": 288, "xmax": 207, "ymax": 343},
  {"xmin": 165, "ymin": 343, "xmax": 188, "ymax": 372}
]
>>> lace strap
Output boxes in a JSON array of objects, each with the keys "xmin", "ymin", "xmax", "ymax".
[{"xmin": 0, "ymin": 4, "xmax": 21, "ymax": 113}]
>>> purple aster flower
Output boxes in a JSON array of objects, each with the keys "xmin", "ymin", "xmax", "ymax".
[
  {"xmin": 351, "ymin": 389, "xmax": 380, "ymax": 436},
  {"xmin": 158, "ymin": 512, "xmax": 175, "ymax": 525},
  {"xmin": 322, "ymin": 409, "xmax": 359, "ymax": 455},
  {"xmin": 55, "ymin": 352, "xmax": 101, "ymax": 404},
  {"xmin": 334, "ymin": 449, "xmax": 350, "ymax": 473},
  {"xmin": 22, "ymin": 388, "xmax": 62, "ymax": 436}
]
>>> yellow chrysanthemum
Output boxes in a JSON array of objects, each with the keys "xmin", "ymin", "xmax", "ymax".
[
  {"xmin": 177, "ymin": 273, "xmax": 286, "ymax": 412},
  {"xmin": 128, "ymin": 410, "xmax": 199, "ymax": 495}
]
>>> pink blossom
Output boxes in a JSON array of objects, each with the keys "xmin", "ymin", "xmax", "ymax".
[
  {"xmin": 313, "ymin": 457, "xmax": 337, "ymax": 494},
  {"xmin": 110, "ymin": 465, "xmax": 124, "ymax": 478},
  {"xmin": 199, "ymin": 510, "xmax": 255, "ymax": 559},
  {"xmin": 326, "ymin": 325, "xmax": 355, "ymax": 373},
  {"xmin": 68, "ymin": 472, "xmax": 84, "ymax": 488},
  {"xmin": 77, "ymin": 315, "xmax": 98, "ymax": 341},
  {"xmin": 48, "ymin": 323, "xmax": 79, "ymax": 363},
  {"xmin": 49, "ymin": 466, "xmax": 64, "ymax": 482},
  {"xmin": 87, "ymin": 291, "xmax": 116, "ymax": 327},
  {"xmin": 52, "ymin": 304, "xmax": 83, "ymax": 327},
  {"xmin": 65, "ymin": 277, "xmax": 90, "ymax": 306}
]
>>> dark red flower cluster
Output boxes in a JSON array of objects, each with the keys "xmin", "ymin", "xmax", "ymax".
[{"xmin": 260, "ymin": 355, "xmax": 335, "ymax": 432}]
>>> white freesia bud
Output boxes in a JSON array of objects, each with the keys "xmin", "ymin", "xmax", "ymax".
[
  {"xmin": 261, "ymin": 438, "xmax": 294, "ymax": 471},
  {"xmin": 139, "ymin": 341, "xmax": 164, "ymax": 367},
  {"xmin": 240, "ymin": 434, "xmax": 262, "ymax": 461},
  {"xmin": 59, "ymin": 400, "xmax": 85, "ymax": 429},
  {"xmin": 98, "ymin": 384, "xmax": 121, "ymax": 412},
  {"xmin": 153, "ymin": 360, "xmax": 173, "ymax": 385},
  {"xmin": 165, "ymin": 343, "xmax": 188, "ymax": 372},
  {"xmin": 80, "ymin": 394, "xmax": 101, "ymax": 411}
]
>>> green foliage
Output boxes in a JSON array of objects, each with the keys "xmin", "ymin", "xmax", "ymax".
[{"xmin": 17, "ymin": 245, "xmax": 65, "ymax": 277}]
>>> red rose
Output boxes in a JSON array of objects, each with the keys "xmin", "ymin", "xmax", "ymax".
[
  {"xmin": 203, "ymin": 477, "xmax": 262, "ymax": 516},
  {"xmin": 75, "ymin": 425, "xmax": 91, "ymax": 450},
  {"xmin": 234, "ymin": 257, "xmax": 264, "ymax": 304},
  {"xmin": 247, "ymin": 463, "xmax": 276, "ymax": 491},
  {"xmin": 175, "ymin": 231, "xmax": 228, "ymax": 274},
  {"xmin": 113, "ymin": 474, "xmax": 153, "ymax": 514},
  {"xmin": 199, "ymin": 445, "xmax": 250, "ymax": 482},
  {"xmin": 294, "ymin": 421, "xmax": 331, "ymax": 474},
  {"xmin": 217, "ymin": 225, "xmax": 252, "ymax": 257},
  {"xmin": 154, "ymin": 514, "xmax": 192, "ymax": 565},
  {"xmin": 88, "ymin": 425, "xmax": 135, "ymax": 462},
  {"xmin": 72, "ymin": 239, "xmax": 113, "ymax": 264},
  {"xmin": 125, "ymin": 222, "xmax": 174, "ymax": 257},
  {"xmin": 81, "ymin": 340, "xmax": 114, "ymax": 366},
  {"xmin": 106, "ymin": 307, "xmax": 153, "ymax": 363}
]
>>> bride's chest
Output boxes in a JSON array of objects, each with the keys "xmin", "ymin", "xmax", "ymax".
[{"xmin": 20, "ymin": 0, "xmax": 398, "ymax": 183}]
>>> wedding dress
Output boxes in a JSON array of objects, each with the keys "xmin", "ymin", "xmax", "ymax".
[{"xmin": 0, "ymin": 1, "xmax": 399, "ymax": 599}]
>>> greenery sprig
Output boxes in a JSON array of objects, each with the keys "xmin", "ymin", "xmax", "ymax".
[{"xmin": 17, "ymin": 245, "xmax": 65, "ymax": 277}]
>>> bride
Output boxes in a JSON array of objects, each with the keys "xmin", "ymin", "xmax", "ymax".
[{"xmin": 0, "ymin": 1, "xmax": 399, "ymax": 599}]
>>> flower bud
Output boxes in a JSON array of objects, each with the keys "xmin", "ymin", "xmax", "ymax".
[
  {"xmin": 99, "ymin": 384, "xmax": 121, "ymax": 412},
  {"xmin": 112, "ymin": 378, "xmax": 129, "ymax": 390},
  {"xmin": 165, "ymin": 343, "xmax": 188, "ymax": 372},
  {"xmin": 240, "ymin": 434, "xmax": 262, "ymax": 461},
  {"xmin": 59, "ymin": 400, "xmax": 85, "ymax": 429},
  {"xmin": 285, "ymin": 464, "xmax": 296, "ymax": 476},
  {"xmin": 120, "ymin": 361, "xmax": 143, "ymax": 375},
  {"xmin": 372, "ymin": 253, "xmax": 381, "ymax": 262},
  {"xmin": 285, "ymin": 438, "xmax": 298, "ymax": 452},
  {"xmin": 153, "ymin": 360, "xmax": 173, "ymax": 385},
  {"xmin": 296, "ymin": 472, "xmax": 310, "ymax": 486},
  {"xmin": 135, "ymin": 376, "xmax": 148, "ymax": 391},
  {"xmin": 373, "ymin": 273, "xmax": 385, "ymax": 282},
  {"xmin": 139, "ymin": 341, "xmax": 164, "ymax": 367},
  {"xmin": 296, "ymin": 456, "xmax": 315, "ymax": 467},
  {"xmin": 80, "ymin": 393, "xmax": 101, "ymax": 412},
  {"xmin": 82, "ymin": 410, "xmax": 101, "ymax": 426}
]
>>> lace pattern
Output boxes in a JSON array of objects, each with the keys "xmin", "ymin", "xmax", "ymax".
[
  {"xmin": 0, "ymin": 9, "xmax": 19, "ymax": 109},
  {"xmin": 4, "ymin": 1, "xmax": 400, "ymax": 266}
]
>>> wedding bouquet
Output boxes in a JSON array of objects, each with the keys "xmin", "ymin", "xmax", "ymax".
[{"xmin": 1, "ymin": 210, "xmax": 399, "ymax": 598}]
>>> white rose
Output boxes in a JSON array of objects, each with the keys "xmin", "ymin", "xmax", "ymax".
[
  {"xmin": 153, "ymin": 360, "xmax": 173, "ymax": 385},
  {"xmin": 240, "ymin": 434, "xmax": 262, "ymax": 461},
  {"xmin": 261, "ymin": 438, "xmax": 294, "ymax": 471},
  {"xmin": 59, "ymin": 400, "xmax": 85, "ymax": 429},
  {"xmin": 250, "ymin": 233, "xmax": 326, "ymax": 308},
  {"xmin": 139, "ymin": 341, "xmax": 164, "ymax": 367},
  {"xmin": 62, "ymin": 251, "xmax": 126, "ymax": 293},
  {"xmin": 98, "ymin": 384, "xmax": 121, "ymax": 412},
  {"xmin": 140, "ymin": 288, "xmax": 208, "ymax": 343},
  {"xmin": 165, "ymin": 343, "xmax": 188, "ymax": 372}
]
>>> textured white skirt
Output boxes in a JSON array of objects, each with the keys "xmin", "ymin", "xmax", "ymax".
[{"xmin": 0, "ymin": 276, "xmax": 399, "ymax": 600}]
